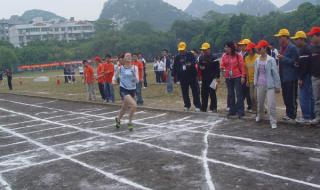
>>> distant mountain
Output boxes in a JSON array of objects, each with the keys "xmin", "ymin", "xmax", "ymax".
[
  {"xmin": 99, "ymin": 0, "xmax": 191, "ymax": 31},
  {"xmin": 20, "ymin": 9, "xmax": 66, "ymax": 22},
  {"xmin": 280, "ymin": 0, "xmax": 320, "ymax": 12},
  {"xmin": 185, "ymin": 0, "xmax": 220, "ymax": 18},
  {"xmin": 186, "ymin": 0, "xmax": 278, "ymax": 17}
]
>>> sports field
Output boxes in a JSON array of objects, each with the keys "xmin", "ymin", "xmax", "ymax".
[{"xmin": 0, "ymin": 94, "xmax": 319, "ymax": 190}]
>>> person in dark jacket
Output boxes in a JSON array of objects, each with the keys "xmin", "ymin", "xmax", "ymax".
[
  {"xmin": 172, "ymin": 41, "xmax": 201, "ymax": 112},
  {"xmin": 5, "ymin": 69, "xmax": 13, "ymax": 90},
  {"xmin": 308, "ymin": 27, "xmax": 320, "ymax": 125},
  {"xmin": 292, "ymin": 31, "xmax": 314, "ymax": 123},
  {"xmin": 274, "ymin": 29, "xmax": 299, "ymax": 121},
  {"xmin": 0, "ymin": 70, "xmax": 3, "ymax": 87},
  {"xmin": 162, "ymin": 49, "xmax": 173, "ymax": 94},
  {"xmin": 198, "ymin": 42, "xmax": 220, "ymax": 112}
]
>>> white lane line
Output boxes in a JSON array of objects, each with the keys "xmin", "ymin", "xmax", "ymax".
[
  {"xmin": 34, "ymin": 100, "xmax": 58, "ymax": 105},
  {"xmin": 21, "ymin": 126, "xmax": 67, "ymax": 135},
  {"xmin": 52, "ymin": 136, "xmax": 100, "ymax": 148},
  {"xmin": 1, "ymin": 104, "xmax": 320, "ymax": 188},
  {"xmin": 203, "ymin": 126, "xmax": 216, "ymax": 190},
  {"xmin": 0, "ymin": 120, "xmax": 37, "ymax": 127},
  {"xmin": 0, "ymin": 141, "xmax": 28, "ymax": 148},
  {"xmin": 0, "ymin": 114, "xmax": 16, "ymax": 119},
  {"xmin": 0, "ymin": 121, "xmax": 152, "ymax": 190},
  {"xmin": 0, "ymin": 148, "xmax": 43, "ymax": 160},
  {"xmin": 35, "ymin": 131, "xmax": 80, "ymax": 141},
  {"xmin": 186, "ymin": 130, "xmax": 320, "ymax": 153},
  {"xmin": 0, "ymin": 174, "xmax": 12, "ymax": 190}
]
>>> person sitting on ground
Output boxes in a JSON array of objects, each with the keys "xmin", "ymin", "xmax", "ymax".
[{"xmin": 113, "ymin": 53, "xmax": 139, "ymax": 131}]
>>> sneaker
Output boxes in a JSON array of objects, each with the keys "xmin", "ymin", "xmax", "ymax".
[
  {"xmin": 247, "ymin": 109, "xmax": 253, "ymax": 113},
  {"xmin": 195, "ymin": 108, "xmax": 201, "ymax": 112},
  {"xmin": 296, "ymin": 118, "xmax": 311, "ymax": 124},
  {"xmin": 310, "ymin": 118, "xmax": 320, "ymax": 125},
  {"xmin": 256, "ymin": 116, "xmax": 261, "ymax": 123},
  {"xmin": 115, "ymin": 118, "xmax": 121, "ymax": 129},
  {"xmin": 282, "ymin": 116, "xmax": 294, "ymax": 121},
  {"xmin": 271, "ymin": 124, "xmax": 277, "ymax": 129},
  {"xmin": 209, "ymin": 109, "xmax": 217, "ymax": 113},
  {"xmin": 128, "ymin": 123, "xmax": 134, "ymax": 131},
  {"xmin": 184, "ymin": 107, "xmax": 190, "ymax": 112}
]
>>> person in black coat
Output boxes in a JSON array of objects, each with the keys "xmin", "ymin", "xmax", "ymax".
[
  {"xmin": 5, "ymin": 69, "xmax": 13, "ymax": 90},
  {"xmin": 199, "ymin": 42, "xmax": 220, "ymax": 112},
  {"xmin": 172, "ymin": 42, "xmax": 201, "ymax": 112}
]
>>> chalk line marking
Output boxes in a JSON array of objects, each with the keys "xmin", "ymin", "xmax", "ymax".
[
  {"xmin": 0, "ymin": 116, "xmax": 152, "ymax": 190},
  {"xmin": 34, "ymin": 100, "xmax": 58, "ymax": 105},
  {"xmin": 0, "ymin": 174, "xmax": 12, "ymax": 190},
  {"xmin": 186, "ymin": 130, "xmax": 320, "ymax": 153},
  {"xmin": 0, "ymin": 120, "xmax": 37, "ymax": 128},
  {"xmin": 35, "ymin": 111, "xmax": 58, "ymax": 116},
  {"xmin": 0, "ymin": 141, "xmax": 28, "ymax": 148},
  {"xmin": 203, "ymin": 126, "xmax": 216, "ymax": 190},
  {"xmin": 1, "ymin": 102, "xmax": 320, "ymax": 188},
  {"xmin": 0, "ymin": 114, "xmax": 16, "ymax": 119},
  {"xmin": 0, "ymin": 148, "xmax": 43, "ymax": 160}
]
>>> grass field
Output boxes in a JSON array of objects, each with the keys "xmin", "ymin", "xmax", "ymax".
[{"xmin": 0, "ymin": 64, "xmax": 286, "ymax": 115}]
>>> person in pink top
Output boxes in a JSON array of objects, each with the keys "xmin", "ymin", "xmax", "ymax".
[{"xmin": 221, "ymin": 41, "xmax": 246, "ymax": 118}]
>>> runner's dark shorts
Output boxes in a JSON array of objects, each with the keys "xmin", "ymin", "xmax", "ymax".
[{"xmin": 120, "ymin": 87, "xmax": 136, "ymax": 100}]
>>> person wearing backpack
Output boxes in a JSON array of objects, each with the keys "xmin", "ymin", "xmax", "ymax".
[{"xmin": 113, "ymin": 53, "xmax": 139, "ymax": 131}]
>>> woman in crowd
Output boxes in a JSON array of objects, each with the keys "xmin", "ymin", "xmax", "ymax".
[
  {"xmin": 254, "ymin": 40, "xmax": 281, "ymax": 129},
  {"xmin": 113, "ymin": 53, "xmax": 139, "ymax": 131},
  {"xmin": 221, "ymin": 41, "xmax": 246, "ymax": 118},
  {"xmin": 245, "ymin": 42, "xmax": 259, "ymax": 112}
]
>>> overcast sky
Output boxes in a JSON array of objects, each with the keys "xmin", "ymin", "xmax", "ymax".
[{"xmin": 1, "ymin": 0, "xmax": 290, "ymax": 21}]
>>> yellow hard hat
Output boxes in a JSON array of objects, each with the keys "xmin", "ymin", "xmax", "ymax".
[
  {"xmin": 238, "ymin": 39, "xmax": 251, "ymax": 45},
  {"xmin": 200, "ymin": 42, "xmax": 211, "ymax": 50},
  {"xmin": 178, "ymin": 41, "xmax": 187, "ymax": 51},
  {"xmin": 291, "ymin": 31, "xmax": 307, "ymax": 40},
  {"xmin": 274, "ymin": 29, "xmax": 290, "ymax": 37}
]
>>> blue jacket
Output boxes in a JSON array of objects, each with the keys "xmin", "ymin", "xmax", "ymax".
[
  {"xmin": 254, "ymin": 55, "xmax": 281, "ymax": 89},
  {"xmin": 279, "ymin": 43, "xmax": 299, "ymax": 82}
]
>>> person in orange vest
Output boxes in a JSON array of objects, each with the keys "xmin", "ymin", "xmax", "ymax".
[
  {"xmin": 104, "ymin": 54, "xmax": 115, "ymax": 103},
  {"xmin": 83, "ymin": 60, "xmax": 96, "ymax": 101},
  {"xmin": 96, "ymin": 56, "xmax": 105, "ymax": 101},
  {"xmin": 132, "ymin": 53, "xmax": 144, "ymax": 105}
]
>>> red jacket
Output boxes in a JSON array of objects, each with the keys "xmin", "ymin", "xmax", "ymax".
[
  {"xmin": 220, "ymin": 53, "xmax": 246, "ymax": 79},
  {"xmin": 97, "ymin": 63, "xmax": 105, "ymax": 84},
  {"xmin": 103, "ymin": 62, "xmax": 114, "ymax": 83},
  {"xmin": 84, "ymin": 65, "xmax": 95, "ymax": 84}
]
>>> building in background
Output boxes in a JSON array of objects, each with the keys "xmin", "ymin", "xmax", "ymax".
[
  {"xmin": 9, "ymin": 17, "xmax": 95, "ymax": 47},
  {"xmin": 0, "ymin": 20, "xmax": 10, "ymax": 41}
]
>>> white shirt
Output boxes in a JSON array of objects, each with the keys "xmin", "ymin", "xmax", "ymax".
[{"xmin": 157, "ymin": 60, "xmax": 166, "ymax": 71}]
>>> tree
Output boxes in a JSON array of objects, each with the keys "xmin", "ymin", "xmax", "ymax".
[{"xmin": 0, "ymin": 47, "xmax": 19, "ymax": 70}]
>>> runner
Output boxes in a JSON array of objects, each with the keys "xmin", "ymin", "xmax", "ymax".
[
  {"xmin": 132, "ymin": 53, "xmax": 144, "ymax": 105},
  {"xmin": 254, "ymin": 40, "xmax": 281, "ymax": 129},
  {"xmin": 113, "ymin": 53, "xmax": 139, "ymax": 131},
  {"xmin": 274, "ymin": 28, "xmax": 299, "ymax": 121},
  {"xmin": 291, "ymin": 31, "xmax": 315, "ymax": 124},
  {"xmin": 308, "ymin": 27, "xmax": 320, "ymax": 125},
  {"xmin": 198, "ymin": 42, "xmax": 220, "ymax": 113},
  {"xmin": 96, "ymin": 56, "xmax": 106, "ymax": 101},
  {"xmin": 83, "ymin": 60, "xmax": 96, "ymax": 101},
  {"xmin": 221, "ymin": 41, "xmax": 246, "ymax": 118},
  {"xmin": 245, "ymin": 42, "xmax": 259, "ymax": 112},
  {"xmin": 172, "ymin": 41, "xmax": 201, "ymax": 112},
  {"xmin": 104, "ymin": 54, "xmax": 115, "ymax": 103}
]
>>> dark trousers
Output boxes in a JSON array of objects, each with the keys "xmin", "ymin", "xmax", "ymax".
[
  {"xmin": 242, "ymin": 83, "xmax": 252, "ymax": 110},
  {"xmin": 64, "ymin": 75, "xmax": 68, "ymax": 83},
  {"xmin": 281, "ymin": 80, "xmax": 298, "ymax": 119},
  {"xmin": 98, "ymin": 83, "xmax": 105, "ymax": 100},
  {"xmin": 143, "ymin": 72, "xmax": 148, "ymax": 87},
  {"xmin": 156, "ymin": 71, "xmax": 161, "ymax": 83},
  {"xmin": 226, "ymin": 77, "xmax": 244, "ymax": 116},
  {"xmin": 201, "ymin": 79, "xmax": 217, "ymax": 112},
  {"xmin": 7, "ymin": 76, "xmax": 12, "ymax": 90},
  {"xmin": 180, "ymin": 77, "xmax": 201, "ymax": 109}
]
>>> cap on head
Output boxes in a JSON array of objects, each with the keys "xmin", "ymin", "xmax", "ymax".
[
  {"xmin": 246, "ymin": 42, "xmax": 256, "ymax": 51},
  {"xmin": 238, "ymin": 39, "xmax": 251, "ymax": 46},
  {"xmin": 307, "ymin": 27, "xmax": 320, "ymax": 36},
  {"xmin": 178, "ymin": 42, "xmax": 187, "ymax": 51},
  {"xmin": 200, "ymin": 42, "xmax": 211, "ymax": 50},
  {"xmin": 291, "ymin": 31, "xmax": 307, "ymax": 40},
  {"xmin": 95, "ymin": 56, "xmax": 102, "ymax": 63},
  {"xmin": 256, "ymin": 40, "xmax": 269, "ymax": 49},
  {"xmin": 274, "ymin": 29, "xmax": 290, "ymax": 37}
]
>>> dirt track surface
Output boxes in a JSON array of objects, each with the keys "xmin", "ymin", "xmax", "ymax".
[{"xmin": 0, "ymin": 94, "xmax": 319, "ymax": 190}]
